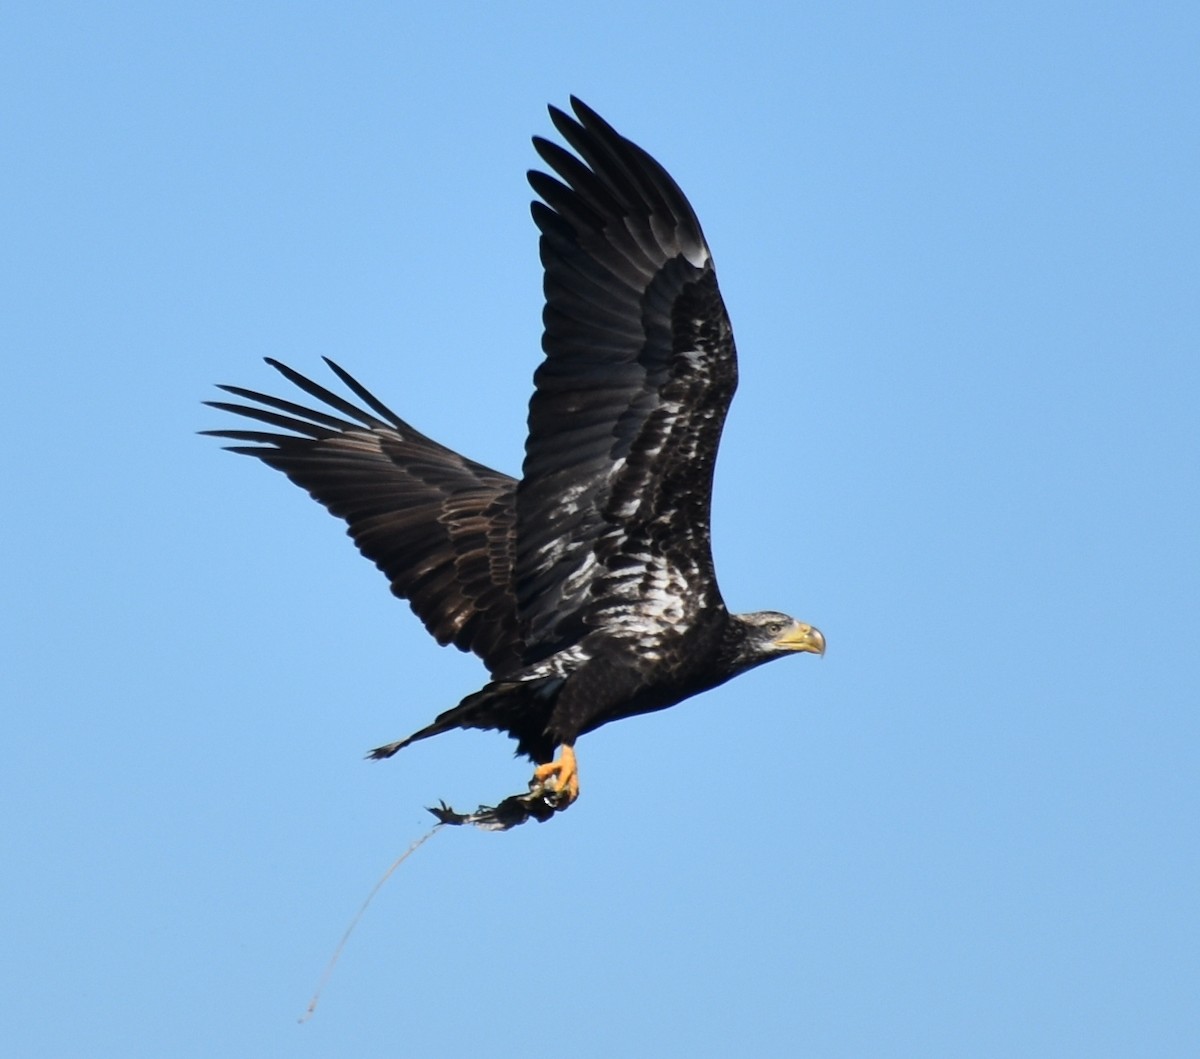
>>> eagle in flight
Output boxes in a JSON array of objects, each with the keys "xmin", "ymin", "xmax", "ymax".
[{"xmin": 206, "ymin": 98, "xmax": 824, "ymax": 827}]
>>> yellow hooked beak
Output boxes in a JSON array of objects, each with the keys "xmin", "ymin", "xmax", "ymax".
[{"xmin": 775, "ymin": 622, "xmax": 826, "ymax": 656}]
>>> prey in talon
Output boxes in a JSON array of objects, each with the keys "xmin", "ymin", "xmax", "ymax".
[{"xmin": 532, "ymin": 745, "xmax": 579, "ymax": 808}]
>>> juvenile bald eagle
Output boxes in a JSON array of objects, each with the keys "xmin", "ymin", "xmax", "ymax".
[{"xmin": 206, "ymin": 98, "xmax": 824, "ymax": 826}]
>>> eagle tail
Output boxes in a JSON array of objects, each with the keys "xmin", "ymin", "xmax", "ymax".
[{"xmin": 367, "ymin": 675, "xmax": 566, "ymax": 762}]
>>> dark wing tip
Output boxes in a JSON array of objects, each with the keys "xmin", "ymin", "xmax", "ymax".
[{"xmin": 566, "ymin": 96, "xmax": 613, "ymax": 136}]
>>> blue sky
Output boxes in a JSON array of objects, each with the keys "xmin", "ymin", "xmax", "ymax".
[{"xmin": 4, "ymin": 2, "xmax": 1197, "ymax": 1055}]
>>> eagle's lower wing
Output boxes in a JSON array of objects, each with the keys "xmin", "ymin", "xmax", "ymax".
[
  {"xmin": 204, "ymin": 358, "xmax": 523, "ymax": 676},
  {"xmin": 516, "ymin": 98, "xmax": 738, "ymax": 661}
]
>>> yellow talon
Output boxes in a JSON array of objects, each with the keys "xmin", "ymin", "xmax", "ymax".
[{"xmin": 531, "ymin": 745, "xmax": 580, "ymax": 807}]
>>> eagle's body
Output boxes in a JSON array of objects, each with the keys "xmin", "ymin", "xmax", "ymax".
[{"xmin": 207, "ymin": 99, "xmax": 823, "ymax": 821}]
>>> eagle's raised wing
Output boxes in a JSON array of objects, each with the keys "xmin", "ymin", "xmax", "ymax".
[
  {"xmin": 516, "ymin": 98, "xmax": 739, "ymax": 661},
  {"xmin": 204, "ymin": 358, "xmax": 523, "ymax": 676}
]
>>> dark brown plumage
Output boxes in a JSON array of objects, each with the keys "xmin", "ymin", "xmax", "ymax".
[{"xmin": 205, "ymin": 98, "xmax": 824, "ymax": 823}]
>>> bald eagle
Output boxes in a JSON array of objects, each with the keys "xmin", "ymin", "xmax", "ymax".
[{"xmin": 206, "ymin": 98, "xmax": 824, "ymax": 827}]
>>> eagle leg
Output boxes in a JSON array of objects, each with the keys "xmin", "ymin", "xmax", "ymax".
[{"xmin": 531, "ymin": 744, "xmax": 579, "ymax": 807}]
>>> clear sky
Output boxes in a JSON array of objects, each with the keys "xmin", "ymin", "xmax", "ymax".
[{"xmin": 4, "ymin": 2, "xmax": 1197, "ymax": 1056}]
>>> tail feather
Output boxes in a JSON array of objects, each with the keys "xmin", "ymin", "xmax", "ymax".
[{"xmin": 368, "ymin": 675, "xmax": 566, "ymax": 763}]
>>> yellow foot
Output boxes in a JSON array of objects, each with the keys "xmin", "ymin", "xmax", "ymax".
[{"xmin": 531, "ymin": 745, "xmax": 580, "ymax": 808}]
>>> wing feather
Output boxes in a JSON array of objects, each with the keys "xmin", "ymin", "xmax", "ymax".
[
  {"xmin": 206, "ymin": 100, "xmax": 740, "ymax": 679},
  {"xmin": 516, "ymin": 98, "xmax": 738, "ymax": 659},
  {"xmin": 204, "ymin": 359, "xmax": 522, "ymax": 675}
]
